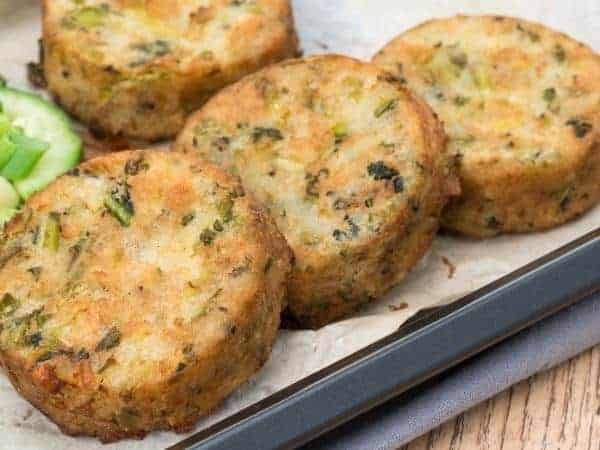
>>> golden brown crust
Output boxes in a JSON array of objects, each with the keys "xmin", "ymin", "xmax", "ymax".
[
  {"xmin": 0, "ymin": 150, "xmax": 292, "ymax": 441},
  {"xmin": 42, "ymin": 0, "xmax": 299, "ymax": 141},
  {"xmin": 373, "ymin": 15, "xmax": 600, "ymax": 237},
  {"xmin": 174, "ymin": 55, "xmax": 458, "ymax": 328}
]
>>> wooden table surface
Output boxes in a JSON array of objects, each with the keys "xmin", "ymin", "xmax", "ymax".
[{"xmin": 401, "ymin": 344, "xmax": 600, "ymax": 450}]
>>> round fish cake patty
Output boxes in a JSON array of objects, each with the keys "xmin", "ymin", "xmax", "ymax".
[
  {"xmin": 373, "ymin": 15, "xmax": 600, "ymax": 237},
  {"xmin": 0, "ymin": 150, "xmax": 292, "ymax": 442},
  {"xmin": 42, "ymin": 0, "xmax": 299, "ymax": 141},
  {"xmin": 174, "ymin": 55, "xmax": 458, "ymax": 328}
]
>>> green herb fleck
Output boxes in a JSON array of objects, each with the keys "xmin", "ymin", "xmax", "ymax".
[
  {"xmin": 264, "ymin": 257, "xmax": 274, "ymax": 273},
  {"xmin": 333, "ymin": 217, "xmax": 360, "ymax": 242},
  {"xmin": 182, "ymin": 212, "xmax": 195, "ymax": 226},
  {"xmin": 199, "ymin": 228, "xmax": 216, "ymax": 246},
  {"xmin": 211, "ymin": 136, "xmax": 231, "ymax": 152},
  {"xmin": 27, "ymin": 266, "xmax": 42, "ymax": 281},
  {"xmin": 553, "ymin": 44, "xmax": 566, "ymax": 63},
  {"xmin": 23, "ymin": 332, "xmax": 42, "ymax": 347},
  {"xmin": 95, "ymin": 327, "xmax": 121, "ymax": 352},
  {"xmin": 68, "ymin": 235, "xmax": 87, "ymax": 272},
  {"xmin": 104, "ymin": 182, "xmax": 134, "ymax": 226},
  {"xmin": 76, "ymin": 349, "xmax": 90, "ymax": 361},
  {"xmin": 130, "ymin": 40, "xmax": 171, "ymax": 66},
  {"xmin": 374, "ymin": 98, "xmax": 398, "ymax": 118},
  {"xmin": 0, "ymin": 293, "xmax": 19, "ymax": 318},
  {"xmin": 367, "ymin": 161, "xmax": 398, "ymax": 180},
  {"xmin": 393, "ymin": 177, "xmax": 405, "ymax": 193},
  {"xmin": 449, "ymin": 51, "xmax": 468, "ymax": 69},
  {"xmin": 37, "ymin": 351, "xmax": 57, "ymax": 363},
  {"xmin": 333, "ymin": 229, "xmax": 348, "ymax": 241},
  {"xmin": 543, "ymin": 87, "xmax": 556, "ymax": 103},
  {"xmin": 252, "ymin": 127, "xmax": 283, "ymax": 143},
  {"xmin": 559, "ymin": 187, "xmax": 572, "ymax": 211},
  {"xmin": 332, "ymin": 122, "xmax": 348, "ymax": 145},
  {"xmin": 566, "ymin": 118, "xmax": 592, "ymax": 138},
  {"xmin": 216, "ymin": 197, "xmax": 234, "ymax": 223},
  {"xmin": 516, "ymin": 24, "xmax": 540, "ymax": 42},
  {"xmin": 346, "ymin": 217, "xmax": 360, "ymax": 237},
  {"xmin": 124, "ymin": 156, "xmax": 149, "ymax": 175},
  {"xmin": 487, "ymin": 216, "xmax": 501, "ymax": 228},
  {"xmin": 305, "ymin": 168, "xmax": 329, "ymax": 198},
  {"xmin": 36, "ymin": 312, "xmax": 51, "ymax": 328}
]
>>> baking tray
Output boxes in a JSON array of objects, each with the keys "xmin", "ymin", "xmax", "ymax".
[{"xmin": 171, "ymin": 227, "xmax": 600, "ymax": 450}]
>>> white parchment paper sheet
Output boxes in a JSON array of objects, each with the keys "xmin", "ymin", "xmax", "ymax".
[{"xmin": 0, "ymin": 1, "xmax": 598, "ymax": 448}]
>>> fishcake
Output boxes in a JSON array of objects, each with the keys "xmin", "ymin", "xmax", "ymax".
[
  {"xmin": 0, "ymin": 150, "xmax": 292, "ymax": 441},
  {"xmin": 42, "ymin": 0, "xmax": 299, "ymax": 140},
  {"xmin": 174, "ymin": 55, "xmax": 458, "ymax": 328},
  {"xmin": 373, "ymin": 15, "xmax": 600, "ymax": 237}
]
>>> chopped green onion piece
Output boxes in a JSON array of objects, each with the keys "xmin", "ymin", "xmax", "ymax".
[
  {"xmin": 332, "ymin": 122, "xmax": 348, "ymax": 144},
  {"xmin": 104, "ymin": 194, "xmax": 133, "ymax": 226},
  {"xmin": 42, "ymin": 212, "xmax": 60, "ymax": 252},
  {"xmin": 374, "ymin": 98, "xmax": 398, "ymax": 118},
  {"xmin": 0, "ymin": 134, "xmax": 17, "ymax": 169},
  {"xmin": 1, "ymin": 132, "xmax": 49, "ymax": 180},
  {"xmin": 10, "ymin": 132, "xmax": 50, "ymax": 153},
  {"xmin": 62, "ymin": 5, "xmax": 109, "ymax": 29}
]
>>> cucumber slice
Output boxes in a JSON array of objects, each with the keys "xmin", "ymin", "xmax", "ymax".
[
  {"xmin": 0, "ymin": 176, "xmax": 19, "ymax": 226},
  {"xmin": 0, "ymin": 114, "xmax": 12, "ymax": 135},
  {"xmin": 0, "ymin": 87, "xmax": 82, "ymax": 199},
  {"xmin": 0, "ymin": 133, "xmax": 17, "ymax": 169}
]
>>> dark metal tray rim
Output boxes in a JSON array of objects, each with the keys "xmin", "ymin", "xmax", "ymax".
[{"xmin": 172, "ymin": 227, "xmax": 600, "ymax": 450}]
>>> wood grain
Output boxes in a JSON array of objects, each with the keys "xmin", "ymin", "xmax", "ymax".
[{"xmin": 401, "ymin": 344, "xmax": 600, "ymax": 450}]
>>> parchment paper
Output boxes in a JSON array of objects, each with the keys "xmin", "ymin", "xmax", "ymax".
[{"xmin": 0, "ymin": 1, "xmax": 598, "ymax": 449}]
